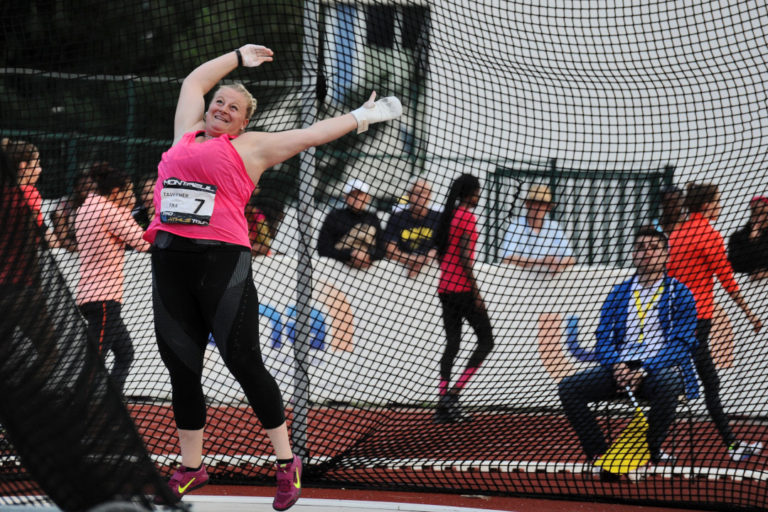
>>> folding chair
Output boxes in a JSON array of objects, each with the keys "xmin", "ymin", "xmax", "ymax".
[{"xmin": 603, "ymin": 393, "xmax": 695, "ymax": 478}]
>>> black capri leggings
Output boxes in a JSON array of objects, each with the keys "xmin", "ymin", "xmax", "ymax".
[
  {"xmin": 694, "ymin": 318, "xmax": 735, "ymax": 447},
  {"xmin": 151, "ymin": 241, "xmax": 285, "ymax": 430},
  {"xmin": 438, "ymin": 291, "xmax": 495, "ymax": 383}
]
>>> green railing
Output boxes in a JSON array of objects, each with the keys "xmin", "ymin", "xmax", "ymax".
[
  {"xmin": 0, "ymin": 129, "xmax": 171, "ymax": 198},
  {"xmin": 0, "ymin": 67, "xmax": 298, "ymax": 197},
  {"xmin": 486, "ymin": 158, "xmax": 675, "ymax": 266}
]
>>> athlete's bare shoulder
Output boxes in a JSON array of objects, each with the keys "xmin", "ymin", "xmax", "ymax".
[{"xmin": 172, "ymin": 121, "xmax": 205, "ymax": 146}]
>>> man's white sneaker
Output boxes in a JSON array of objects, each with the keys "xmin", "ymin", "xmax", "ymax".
[
  {"xmin": 657, "ymin": 450, "xmax": 676, "ymax": 463},
  {"xmin": 626, "ymin": 462, "xmax": 655, "ymax": 483}
]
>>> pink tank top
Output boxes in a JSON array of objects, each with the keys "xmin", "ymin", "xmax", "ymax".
[
  {"xmin": 144, "ymin": 131, "xmax": 254, "ymax": 247},
  {"xmin": 438, "ymin": 206, "xmax": 478, "ymax": 294}
]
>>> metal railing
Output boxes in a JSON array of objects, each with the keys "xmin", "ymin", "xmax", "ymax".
[{"xmin": 486, "ymin": 158, "xmax": 675, "ymax": 266}]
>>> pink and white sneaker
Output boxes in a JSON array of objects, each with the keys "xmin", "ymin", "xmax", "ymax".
[
  {"xmin": 155, "ymin": 464, "xmax": 209, "ymax": 503},
  {"xmin": 273, "ymin": 455, "xmax": 302, "ymax": 511}
]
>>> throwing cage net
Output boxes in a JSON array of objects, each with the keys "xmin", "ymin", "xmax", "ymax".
[{"xmin": 2, "ymin": 1, "xmax": 768, "ymax": 510}]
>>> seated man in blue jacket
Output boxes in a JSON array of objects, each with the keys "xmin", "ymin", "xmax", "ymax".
[{"xmin": 558, "ymin": 226, "xmax": 699, "ymax": 475}]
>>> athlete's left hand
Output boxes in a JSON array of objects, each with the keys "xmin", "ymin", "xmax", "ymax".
[{"xmin": 239, "ymin": 44, "xmax": 274, "ymax": 67}]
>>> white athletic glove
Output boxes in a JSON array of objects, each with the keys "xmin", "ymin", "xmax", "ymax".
[
  {"xmin": 237, "ymin": 44, "xmax": 274, "ymax": 67},
  {"xmin": 350, "ymin": 92, "xmax": 402, "ymax": 134}
]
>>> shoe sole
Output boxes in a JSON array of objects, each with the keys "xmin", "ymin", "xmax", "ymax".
[
  {"xmin": 178, "ymin": 478, "xmax": 209, "ymax": 497},
  {"xmin": 153, "ymin": 478, "xmax": 209, "ymax": 504},
  {"xmin": 273, "ymin": 489, "xmax": 301, "ymax": 511}
]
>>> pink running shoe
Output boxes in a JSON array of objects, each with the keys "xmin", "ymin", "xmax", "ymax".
[
  {"xmin": 273, "ymin": 455, "xmax": 302, "ymax": 511},
  {"xmin": 155, "ymin": 464, "xmax": 210, "ymax": 503}
]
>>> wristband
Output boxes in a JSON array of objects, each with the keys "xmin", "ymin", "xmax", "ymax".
[{"xmin": 235, "ymin": 48, "xmax": 243, "ymax": 67}]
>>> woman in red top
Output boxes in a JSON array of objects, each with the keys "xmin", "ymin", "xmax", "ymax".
[
  {"xmin": 668, "ymin": 182, "xmax": 763, "ymax": 461},
  {"xmin": 1, "ymin": 139, "xmax": 59, "ymax": 248},
  {"xmin": 0, "ymin": 146, "xmax": 58, "ymax": 381},
  {"xmin": 432, "ymin": 174, "xmax": 494, "ymax": 423}
]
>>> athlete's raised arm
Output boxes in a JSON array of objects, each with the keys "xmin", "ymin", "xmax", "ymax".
[{"xmin": 173, "ymin": 45, "xmax": 274, "ymax": 145}]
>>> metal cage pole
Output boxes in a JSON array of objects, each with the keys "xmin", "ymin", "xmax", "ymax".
[{"xmin": 290, "ymin": 0, "xmax": 322, "ymax": 460}]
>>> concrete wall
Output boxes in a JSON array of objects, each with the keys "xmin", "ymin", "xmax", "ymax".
[{"xmin": 52, "ymin": 249, "xmax": 768, "ymax": 417}]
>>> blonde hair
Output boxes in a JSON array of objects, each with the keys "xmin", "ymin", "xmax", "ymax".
[{"xmin": 213, "ymin": 82, "xmax": 258, "ymax": 120}]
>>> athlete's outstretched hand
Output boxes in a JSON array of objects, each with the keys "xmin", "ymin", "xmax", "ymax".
[
  {"xmin": 238, "ymin": 44, "xmax": 274, "ymax": 67},
  {"xmin": 351, "ymin": 91, "xmax": 403, "ymax": 133}
]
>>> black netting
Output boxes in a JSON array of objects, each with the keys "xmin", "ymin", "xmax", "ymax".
[
  {"xmin": 2, "ymin": 1, "xmax": 768, "ymax": 511},
  {"xmin": 0, "ymin": 158, "xmax": 175, "ymax": 508}
]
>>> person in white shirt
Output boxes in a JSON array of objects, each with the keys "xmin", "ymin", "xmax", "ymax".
[{"xmin": 501, "ymin": 184, "xmax": 575, "ymax": 274}]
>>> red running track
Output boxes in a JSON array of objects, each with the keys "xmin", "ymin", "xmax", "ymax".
[{"xmin": 128, "ymin": 403, "xmax": 768, "ymax": 511}]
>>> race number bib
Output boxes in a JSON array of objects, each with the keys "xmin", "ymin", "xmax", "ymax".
[{"xmin": 159, "ymin": 178, "xmax": 217, "ymax": 225}]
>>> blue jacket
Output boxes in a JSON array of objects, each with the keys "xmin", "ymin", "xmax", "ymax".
[{"xmin": 594, "ymin": 275, "xmax": 700, "ymax": 399}]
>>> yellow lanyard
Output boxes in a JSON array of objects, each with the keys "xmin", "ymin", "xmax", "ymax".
[{"xmin": 632, "ymin": 282, "xmax": 664, "ymax": 344}]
